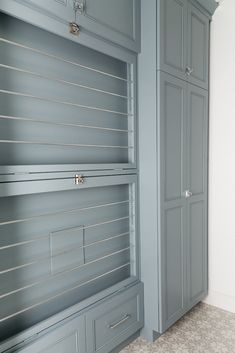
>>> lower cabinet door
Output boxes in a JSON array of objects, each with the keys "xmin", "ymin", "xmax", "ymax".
[
  {"xmin": 159, "ymin": 72, "xmax": 187, "ymax": 332},
  {"xmin": 186, "ymin": 84, "xmax": 208, "ymax": 307},
  {"xmin": 86, "ymin": 283, "xmax": 144, "ymax": 353},
  {"xmin": 16, "ymin": 315, "xmax": 85, "ymax": 353}
]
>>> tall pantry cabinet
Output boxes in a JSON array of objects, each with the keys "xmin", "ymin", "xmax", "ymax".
[{"xmin": 139, "ymin": 0, "xmax": 218, "ymax": 341}]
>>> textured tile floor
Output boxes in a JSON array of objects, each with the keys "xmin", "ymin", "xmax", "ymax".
[{"xmin": 121, "ymin": 303, "xmax": 235, "ymax": 353}]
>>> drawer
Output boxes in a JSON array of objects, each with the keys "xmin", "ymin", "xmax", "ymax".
[
  {"xmin": 86, "ymin": 283, "xmax": 144, "ymax": 353},
  {"xmin": 15, "ymin": 315, "xmax": 85, "ymax": 353}
]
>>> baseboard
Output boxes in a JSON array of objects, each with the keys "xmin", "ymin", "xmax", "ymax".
[
  {"xmin": 204, "ymin": 291, "xmax": 235, "ymax": 313},
  {"xmin": 110, "ymin": 332, "xmax": 140, "ymax": 353}
]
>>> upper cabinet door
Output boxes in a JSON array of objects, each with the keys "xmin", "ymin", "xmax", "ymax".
[
  {"xmin": 16, "ymin": 0, "xmax": 74, "ymax": 22},
  {"xmin": 158, "ymin": 0, "xmax": 188, "ymax": 80},
  {"xmin": 187, "ymin": 4, "xmax": 209, "ymax": 89},
  {"xmin": 5, "ymin": 0, "xmax": 140, "ymax": 52},
  {"xmin": 79, "ymin": 0, "xmax": 141, "ymax": 52}
]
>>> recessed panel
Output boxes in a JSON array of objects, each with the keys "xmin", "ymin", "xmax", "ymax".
[
  {"xmin": 188, "ymin": 87, "xmax": 207, "ymax": 195},
  {"xmin": 189, "ymin": 200, "xmax": 205, "ymax": 302},
  {"xmin": 162, "ymin": 76, "xmax": 185, "ymax": 202},
  {"xmin": 164, "ymin": 206, "xmax": 184, "ymax": 322}
]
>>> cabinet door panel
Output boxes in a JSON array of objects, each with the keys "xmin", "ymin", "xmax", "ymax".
[
  {"xmin": 80, "ymin": 0, "xmax": 140, "ymax": 52},
  {"xmin": 161, "ymin": 206, "xmax": 185, "ymax": 329},
  {"xmin": 187, "ymin": 85, "xmax": 208, "ymax": 196},
  {"xmin": 187, "ymin": 84, "xmax": 208, "ymax": 307},
  {"xmin": 17, "ymin": 315, "xmax": 85, "ymax": 353},
  {"xmin": 160, "ymin": 73, "xmax": 187, "ymax": 203},
  {"xmin": 158, "ymin": 0, "xmax": 187, "ymax": 80},
  {"xmin": 188, "ymin": 4, "xmax": 209, "ymax": 89},
  {"xmin": 188, "ymin": 200, "xmax": 207, "ymax": 304},
  {"xmin": 17, "ymin": 0, "xmax": 74, "ymax": 22},
  {"xmin": 159, "ymin": 73, "xmax": 187, "ymax": 331}
]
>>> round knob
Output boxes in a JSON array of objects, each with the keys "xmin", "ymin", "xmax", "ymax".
[
  {"xmin": 185, "ymin": 190, "xmax": 193, "ymax": 198},
  {"xmin": 186, "ymin": 67, "xmax": 194, "ymax": 76}
]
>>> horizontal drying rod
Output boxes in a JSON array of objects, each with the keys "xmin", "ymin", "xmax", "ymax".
[
  {"xmin": 0, "ymin": 216, "xmax": 131, "ymax": 274},
  {"xmin": 0, "ymin": 37, "xmax": 133, "ymax": 83},
  {"xmin": 0, "ymin": 200, "xmax": 130, "ymax": 226},
  {"xmin": 0, "ymin": 247, "xmax": 131, "ymax": 299},
  {"xmin": 0, "ymin": 115, "xmax": 132, "ymax": 133},
  {"xmin": 0, "ymin": 262, "xmax": 131, "ymax": 323},
  {"xmin": 0, "ymin": 199, "xmax": 131, "ymax": 227},
  {"xmin": 0, "ymin": 89, "xmax": 131, "ymax": 117},
  {"xmin": 0, "ymin": 139, "xmax": 132, "ymax": 150},
  {"xmin": 0, "ymin": 63, "xmax": 130, "ymax": 100}
]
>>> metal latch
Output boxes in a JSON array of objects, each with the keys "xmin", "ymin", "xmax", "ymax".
[
  {"xmin": 75, "ymin": 174, "xmax": 85, "ymax": 185},
  {"xmin": 69, "ymin": 22, "xmax": 80, "ymax": 35}
]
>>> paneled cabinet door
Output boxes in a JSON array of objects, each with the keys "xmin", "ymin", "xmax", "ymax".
[
  {"xmin": 17, "ymin": 0, "xmax": 74, "ymax": 22},
  {"xmin": 158, "ymin": 0, "xmax": 188, "ymax": 80},
  {"xmin": 187, "ymin": 3, "xmax": 209, "ymax": 89},
  {"xmin": 16, "ymin": 316, "xmax": 86, "ymax": 353},
  {"xmin": 78, "ymin": 0, "xmax": 141, "ymax": 52},
  {"xmin": 186, "ymin": 84, "xmax": 208, "ymax": 308},
  {"xmin": 10, "ymin": 0, "xmax": 141, "ymax": 52},
  {"xmin": 158, "ymin": 72, "xmax": 187, "ymax": 332}
]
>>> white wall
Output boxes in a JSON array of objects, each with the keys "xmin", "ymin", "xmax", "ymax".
[{"xmin": 204, "ymin": 0, "xmax": 235, "ymax": 313}]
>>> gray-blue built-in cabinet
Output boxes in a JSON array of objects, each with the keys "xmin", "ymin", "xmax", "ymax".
[
  {"xmin": 139, "ymin": 0, "xmax": 217, "ymax": 342},
  {"xmin": 0, "ymin": 0, "xmax": 218, "ymax": 352},
  {"xmin": 0, "ymin": 1, "xmax": 143, "ymax": 352}
]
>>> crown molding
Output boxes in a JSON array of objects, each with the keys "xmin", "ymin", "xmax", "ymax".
[{"xmin": 193, "ymin": 0, "xmax": 219, "ymax": 16}]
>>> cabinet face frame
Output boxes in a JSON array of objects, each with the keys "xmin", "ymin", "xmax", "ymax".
[{"xmin": 0, "ymin": 10, "xmax": 138, "ymax": 175}]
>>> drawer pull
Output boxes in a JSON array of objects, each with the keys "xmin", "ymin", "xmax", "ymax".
[{"xmin": 108, "ymin": 314, "xmax": 131, "ymax": 329}]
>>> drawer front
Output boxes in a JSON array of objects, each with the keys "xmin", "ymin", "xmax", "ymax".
[
  {"xmin": 15, "ymin": 315, "xmax": 85, "ymax": 353},
  {"xmin": 86, "ymin": 283, "xmax": 144, "ymax": 353}
]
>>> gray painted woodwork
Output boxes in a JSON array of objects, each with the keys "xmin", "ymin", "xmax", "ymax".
[
  {"xmin": 158, "ymin": 0, "xmax": 188, "ymax": 81},
  {"xmin": 158, "ymin": 73, "xmax": 187, "ymax": 331},
  {"xmin": 193, "ymin": 0, "xmax": 218, "ymax": 16},
  {"xmin": 0, "ymin": 174, "xmax": 139, "ymax": 342},
  {"xmin": 188, "ymin": 3, "xmax": 209, "ymax": 89},
  {"xmin": 0, "ymin": 13, "xmax": 137, "ymax": 172},
  {"xmin": 186, "ymin": 84, "xmax": 208, "ymax": 308},
  {"xmin": 139, "ymin": 0, "xmax": 212, "ymax": 341},
  {"xmin": 0, "ymin": 2, "xmax": 143, "ymax": 353},
  {"xmin": 0, "ymin": 0, "xmax": 141, "ymax": 52},
  {"xmin": 157, "ymin": 0, "xmax": 210, "ymax": 89},
  {"xmin": 86, "ymin": 283, "xmax": 144, "ymax": 353},
  {"xmin": 8, "ymin": 283, "xmax": 143, "ymax": 353},
  {"xmin": 15, "ymin": 315, "xmax": 86, "ymax": 353}
]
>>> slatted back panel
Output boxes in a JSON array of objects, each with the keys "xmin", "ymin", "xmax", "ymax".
[
  {"xmin": 0, "ymin": 13, "xmax": 135, "ymax": 169},
  {"xmin": 0, "ymin": 175, "xmax": 137, "ymax": 341}
]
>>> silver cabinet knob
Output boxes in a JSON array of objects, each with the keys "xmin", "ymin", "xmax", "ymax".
[
  {"xmin": 185, "ymin": 190, "xmax": 193, "ymax": 198},
  {"xmin": 185, "ymin": 66, "xmax": 194, "ymax": 76}
]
